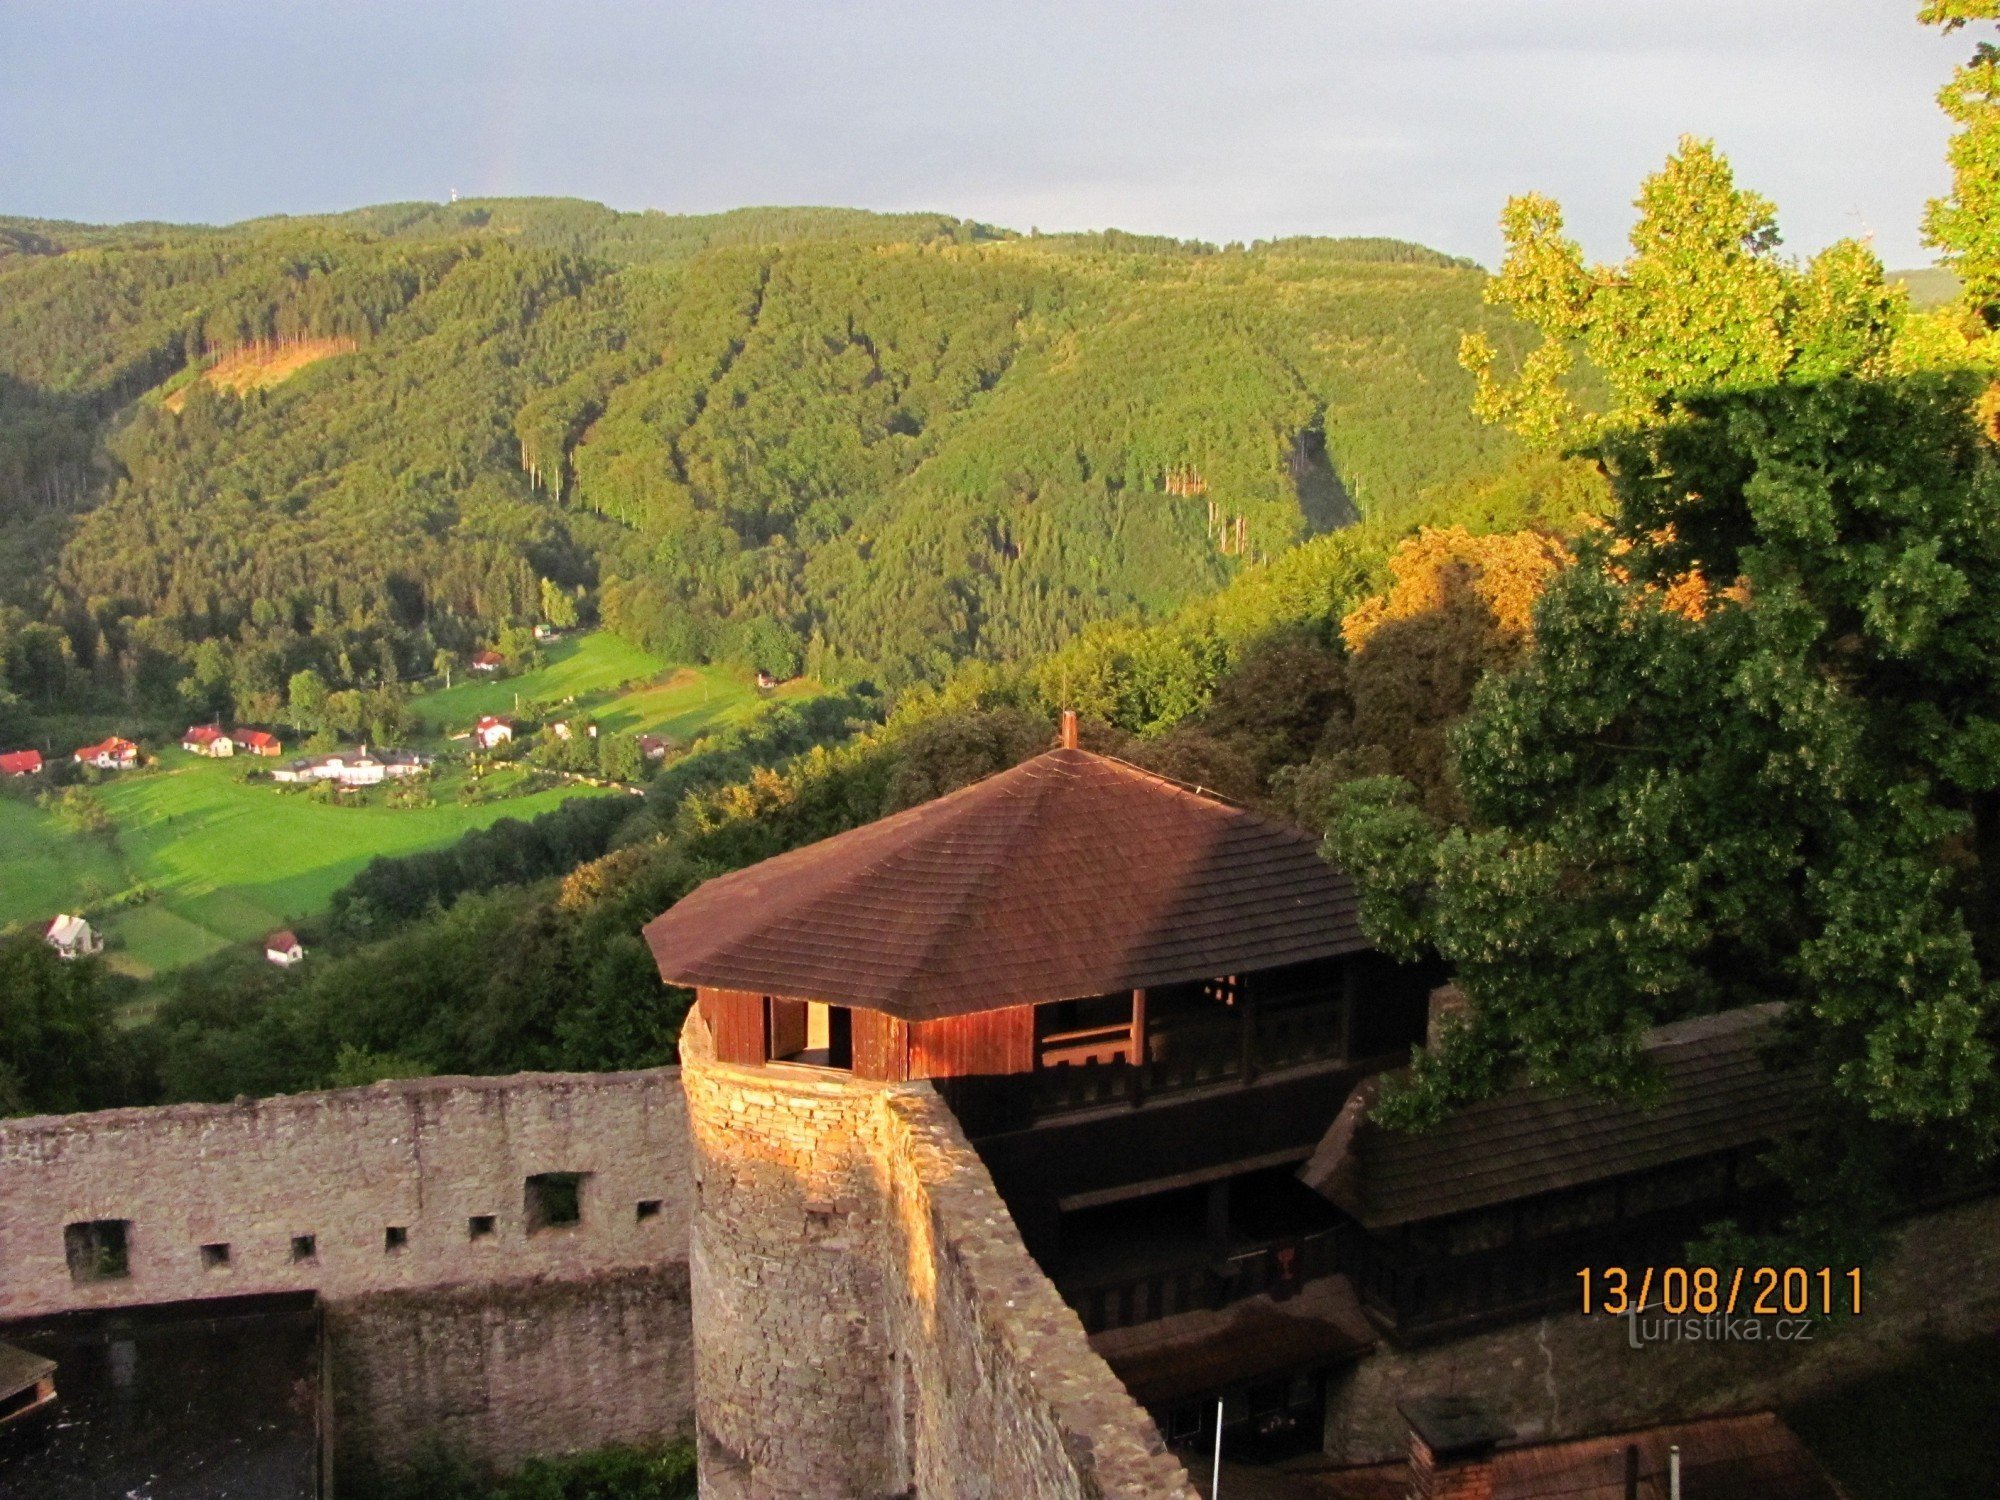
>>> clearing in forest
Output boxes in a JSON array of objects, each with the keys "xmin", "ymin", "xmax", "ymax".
[{"xmin": 162, "ymin": 337, "xmax": 358, "ymax": 410}]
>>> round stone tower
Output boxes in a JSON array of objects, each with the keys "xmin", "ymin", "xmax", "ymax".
[{"xmin": 678, "ymin": 1009, "xmax": 908, "ymax": 1498}]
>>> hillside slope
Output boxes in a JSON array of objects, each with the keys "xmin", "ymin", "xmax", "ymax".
[{"xmin": 0, "ymin": 198, "xmax": 1516, "ymax": 722}]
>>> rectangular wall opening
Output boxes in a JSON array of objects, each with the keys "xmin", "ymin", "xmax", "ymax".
[
  {"xmin": 384, "ymin": 1226, "xmax": 408, "ymax": 1252},
  {"xmin": 64, "ymin": 1219, "xmax": 131, "ymax": 1283},
  {"xmin": 524, "ymin": 1172, "xmax": 589, "ymax": 1232},
  {"xmin": 200, "ymin": 1242, "xmax": 231, "ymax": 1269},
  {"xmin": 636, "ymin": 1199, "xmax": 662, "ymax": 1222},
  {"xmin": 468, "ymin": 1214, "xmax": 497, "ymax": 1240},
  {"xmin": 768, "ymin": 998, "xmax": 852, "ymax": 1070},
  {"xmin": 289, "ymin": 1234, "xmax": 316, "ymax": 1263}
]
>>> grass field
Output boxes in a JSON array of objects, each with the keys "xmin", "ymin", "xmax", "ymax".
[
  {"xmin": 0, "ymin": 796, "xmax": 128, "ymax": 932},
  {"xmin": 4, "ymin": 632, "xmax": 816, "ymax": 984},
  {"xmin": 86, "ymin": 758, "xmax": 617, "ymax": 980},
  {"xmin": 409, "ymin": 632, "xmax": 813, "ymax": 746}
]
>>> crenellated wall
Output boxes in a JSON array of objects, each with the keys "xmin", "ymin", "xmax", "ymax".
[{"xmin": 680, "ymin": 1004, "xmax": 1198, "ymax": 1500}]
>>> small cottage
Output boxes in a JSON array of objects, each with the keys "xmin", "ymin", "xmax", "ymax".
[
  {"xmin": 265, "ymin": 930, "xmax": 305, "ymax": 967},
  {"xmin": 182, "ymin": 724, "xmax": 235, "ymax": 757},
  {"xmin": 474, "ymin": 715, "xmax": 514, "ymax": 749},
  {"xmin": 72, "ymin": 737, "xmax": 139, "ymax": 771},
  {"xmin": 43, "ymin": 914, "xmax": 103, "ymax": 960},
  {"xmin": 0, "ymin": 749, "xmax": 43, "ymax": 777}
]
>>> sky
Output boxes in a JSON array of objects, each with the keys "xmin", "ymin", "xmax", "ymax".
[{"xmin": 0, "ymin": 2, "xmax": 1969, "ymax": 269}]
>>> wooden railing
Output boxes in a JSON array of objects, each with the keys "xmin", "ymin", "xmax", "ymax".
[
  {"xmin": 1029, "ymin": 999, "xmax": 1346, "ymax": 1118},
  {"xmin": 1063, "ymin": 1229, "xmax": 1340, "ymax": 1334}
]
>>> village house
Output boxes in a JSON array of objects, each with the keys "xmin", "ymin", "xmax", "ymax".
[
  {"xmin": 264, "ymin": 930, "xmax": 305, "ymax": 967},
  {"xmin": 0, "ymin": 749, "xmax": 42, "ymax": 777},
  {"xmin": 71, "ymin": 737, "xmax": 139, "ymax": 771},
  {"xmin": 533, "ymin": 623, "xmax": 561, "ymax": 642},
  {"xmin": 272, "ymin": 748, "xmax": 431, "ymax": 787},
  {"xmin": 644, "ymin": 713, "xmax": 1816, "ymax": 1473},
  {"xmin": 181, "ymin": 724, "xmax": 235, "ymax": 757},
  {"xmin": 42, "ymin": 914, "xmax": 103, "ymax": 960},
  {"xmin": 474, "ymin": 715, "xmax": 514, "ymax": 750},
  {"xmin": 470, "ymin": 650, "xmax": 505, "ymax": 673},
  {"xmin": 237, "ymin": 729, "xmax": 283, "ymax": 757},
  {"xmin": 636, "ymin": 734, "xmax": 669, "ymax": 762}
]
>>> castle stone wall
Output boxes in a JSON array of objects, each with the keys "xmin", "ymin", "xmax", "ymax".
[
  {"xmin": 0, "ymin": 1069, "xmax": 698, "ymax": 1478},
  {"xmin": 326, "ymin": 1263, "xmax": 694, "ymax": 1478},
  {"xmin": 681, "ymin": 1006, "xmax": 1196, "ymax": 1500},
  {"xmin": 0, "ymin": 1069, "xmax": 690, "ymax": 1319}
]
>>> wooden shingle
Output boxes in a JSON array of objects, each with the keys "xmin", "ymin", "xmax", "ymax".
[{"xmin": 643, "ymin": 747, "xmax": 1368, "ymax": 1020}]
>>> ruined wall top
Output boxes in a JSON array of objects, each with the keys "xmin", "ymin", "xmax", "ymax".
[{"xmin": 0, "ymin": 1067, "xmax": 690, "ymax": 1320}]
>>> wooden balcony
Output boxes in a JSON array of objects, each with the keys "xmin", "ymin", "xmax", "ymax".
[
  {"xmin": 1060, "ymin": 1227, "xmax": 1341, "ymax": 1335},
  {"xmin": 1027, "ymin": 996, "xmax": 1349, "ymax": 1120}
]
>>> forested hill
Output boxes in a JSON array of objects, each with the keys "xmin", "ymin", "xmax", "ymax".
[{"xmin": 0, "ymin": 197, "xmax": 1514, "ymax": 726}]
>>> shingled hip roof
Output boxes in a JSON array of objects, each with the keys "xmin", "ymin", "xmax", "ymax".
[
  {"xmin": 642, "ymin": 746, "xmax": 1368, "ymax": 1021},
  {"xmin": 1300, "ymin": 1003, "xmax": 1811, "ymax": 1228}
]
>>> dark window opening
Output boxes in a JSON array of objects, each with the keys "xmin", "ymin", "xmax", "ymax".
[
  {"xmin": 525, "ymin": 1172, "xmax": 589, "ymax": 1232},
  {"xmin": 0, "ymin": 1377, "xmax": 53, "ymax": 1423},
  {"xmin": 636, "ymin": 1199, "xmax": 662, "ymax": 1222},
  {"xmin": 768, "ymin": 998, "xmax": 852, "ymax": 1070},
  {"xmin": 64, "ymin": 1219, "xmax": 131, "ymax": 1283},
  {"xmin": 200, "ymin": 1242, "xmax": 231, "ymax": 1269},
  {"xmin": 468, "ymin": 1214, "xmax": 497, "ymax": 1239},
  {"xmin": 290, "ymin": 1234, "xmax": 317, "ymax": 1263},
  {"xmin": 384, "ymin": 1226, "xmax": 408, "ymax": 1252}
]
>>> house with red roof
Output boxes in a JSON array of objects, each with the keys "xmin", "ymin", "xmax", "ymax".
[
  {"xmin": 470, "ymin": 650, "xmax": 505, "ymax": 673},
  {"xmin": 264, "ymin": 930, "xmax": 305, "ymax": 967},
  {"xmin": 237, "ymin": 729, "xmax": 283, "ymax": 757},
  {"xmin": 72, "ymin": 737, "xmax": 139, "ymax": 771},
  {"xmin": 474, "ymin": 715, "xmax": 514, "ymax": 749},
  {"xmin": 181, "ymin": 724, "xmax": 235, "ymax": 757},
  {"xmin": 0, "ymin": 749, "xmax": 42, "ymax": 777}
]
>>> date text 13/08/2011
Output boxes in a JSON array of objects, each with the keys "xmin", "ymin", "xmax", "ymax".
[{"xmin": 1577, "ymin": 1266, "xmax": 1863, "ymax": 1318}]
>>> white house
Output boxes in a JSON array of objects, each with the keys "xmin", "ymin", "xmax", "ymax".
[
  {"xmin": 264, "ymin": 930, "xmax": 305, "ymax": 967},
  {"xmin": 181, "ymin": 724, "xmax": 235, "ymax": 757},
  {"xmin": 272, "ymin": 748, "xmax": 432, "ymax": 788},
  {"xmin": 474, "ymin": 715, "xmax": 514, "ymax": 750},
  {"xmin": 44, "ymin": 915, "xmax": 103, "ymax": 960},
  {"xmin": 72, "ymin": 737, "xmax": 139, "ymax": 771}
]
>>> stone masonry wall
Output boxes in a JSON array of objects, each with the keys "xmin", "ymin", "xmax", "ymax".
[
  {"xmin": 326, "ymin": 1263, "xmax": 694, "ymax": 1478},
  {"xmin": 0, "ymin": 1068, "xmax": 689, "ymax": 1319},
  {"xmin": 681, "ymin": 1006, "xmax": 1196, "ymax": 1500},
  {"xmin": 0, "ymin": 1069, "xmax": 698, "ymax": 1478},
  {"xmin": 1325, "ymin": 1191, "xmax": 2000, "ymax": 1463}
]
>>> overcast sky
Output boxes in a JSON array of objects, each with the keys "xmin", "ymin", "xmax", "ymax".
[{"xmin": 0, "ymin": 2, "xmax": 1967, "ymax": 269}]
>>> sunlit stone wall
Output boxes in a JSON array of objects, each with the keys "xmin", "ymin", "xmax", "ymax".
[{"xmin": 681, "ymin": 1005, "xmax": 1197, "ymax": 1500}]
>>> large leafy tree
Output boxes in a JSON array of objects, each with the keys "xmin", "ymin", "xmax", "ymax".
[{"xmin": 1328, "ymin": 29, "xmax": 2000, "ymax": 1246}]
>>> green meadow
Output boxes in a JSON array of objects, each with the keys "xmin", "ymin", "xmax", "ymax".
[
  {"xmin": 89, "ymin": 758, "xmax": 615, "ymax": 980},
  {"xmin": 4, "ymin": 632, "xmax": 816, "ymax": 984},
  {"xmin": 409, "ymin": 631, "xmax": 812, "ymax": 745}
]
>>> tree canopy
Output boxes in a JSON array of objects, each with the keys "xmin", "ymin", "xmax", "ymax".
[{"xmin": 1325, "ymin": 12, "xmax": 2000, "ymax": 1253}]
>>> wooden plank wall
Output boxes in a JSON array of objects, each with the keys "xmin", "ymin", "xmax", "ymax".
[
  {"xmin": 909, "ymin": 1007, "xmax": 1036, "ymax": 1080},
  {"xmin": 852, "ymin": 1011, "xmax": 909, "ymax": 1082},
  {"xmin": 703, "ymin": 988, "xmax": 768, "ymax": 1064}
]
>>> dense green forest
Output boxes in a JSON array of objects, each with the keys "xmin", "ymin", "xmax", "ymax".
[{"xmin": 0, "ymin": 198, "xmax": 1514, "ymax": 744}]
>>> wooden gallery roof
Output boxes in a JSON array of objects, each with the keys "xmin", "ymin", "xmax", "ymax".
[
  {"xmin": 642, "ymin": 746, "xmax": 1368, "ymax": 1021},
  {"xmin": 1299, "ymin": 1004, "xmax": 1811, "ymax": 1229}
]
